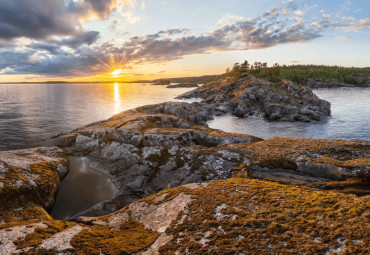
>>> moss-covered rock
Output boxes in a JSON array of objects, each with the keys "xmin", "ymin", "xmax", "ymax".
[
  {"xmin": 0, "ymin": 147, "xmax": 68, "ymax": 212},
  {"xmin": 1, "ymin": 178, "xmax": 368, "ymax": 254}
]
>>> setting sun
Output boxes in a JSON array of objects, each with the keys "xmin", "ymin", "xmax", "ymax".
[{"xmin": 111, "ymin": 69, "xmax": 122, "ymax": 77}]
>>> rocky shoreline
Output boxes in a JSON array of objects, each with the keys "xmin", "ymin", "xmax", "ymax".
[
  {"xmin": 302, "ymin": 74, "xmax": 370, "ymax": 88},
  {"xmin": 166, "ymin": 83, "xmax": 199, "ymax": 88},
  {"xmin": 0, "ymin": 76, "xmax": 369, "ymax": 254}
]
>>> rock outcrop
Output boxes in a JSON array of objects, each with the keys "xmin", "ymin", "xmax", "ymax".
[
  {"xmin": 46, "ymin": 102, "xmax": 260, "ymax": 214},
  {"xmin": 42, "ymin": 102, "xmax": 369, "ymax": 217},
  {"xmin": 0, "ymin": 101, "xmax": 369, "ymax": 254},
  {"xmin": 0, "ymin": 178, "xmax": 369, "ymax": 254},
  {"xmin": 0, "ymin": 147, "xmax": 68, "ymax": 213},
  {"xmin": 178, "ymin": 73, "xmax": 331, "ymax": 121}
]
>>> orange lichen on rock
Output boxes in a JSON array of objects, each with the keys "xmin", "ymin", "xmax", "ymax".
[
  {"xmin": 0, "ymin": 177, "xmax": 368, "ymax": 254},
  {"xmin": 9, "ymin": 220, "xmax": 158, "ymax": 255},
  {"xmin": 0, "ymin": 160, "xmax": 62, "ymax": 211},
  {"xmin": 158, "ymin": 178, "xmax": 370, "ymax": 254},
  {"xmin": 70, "ymin": 221, "xmax": 159, "ymax": 254},
  {"xmin": 245, "ymin": 137, "xmax": 369, "ymax": 164}
]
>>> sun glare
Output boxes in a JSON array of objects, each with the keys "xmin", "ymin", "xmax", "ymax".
[{"xmin": 111, "ymin": 69, "xmax": 122, "ymax": 77}]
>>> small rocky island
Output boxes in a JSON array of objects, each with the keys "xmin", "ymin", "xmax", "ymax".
[
  {"xmin": 178, "ymin": 73, "xmax": 331, "ymax": 121},
  {"xmin": 0, "ymin": 72, "xmax": 369, "ymax": 254}
]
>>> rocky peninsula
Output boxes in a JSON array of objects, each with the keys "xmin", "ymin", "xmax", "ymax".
[{"xmin": 0, "ymin": 74, "xmax": 369, "ymax": 254}]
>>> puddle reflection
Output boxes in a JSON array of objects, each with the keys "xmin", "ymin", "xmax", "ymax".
[{"xmin": 50, "ymin": 157, "xmax": 116, "ymax": 220}]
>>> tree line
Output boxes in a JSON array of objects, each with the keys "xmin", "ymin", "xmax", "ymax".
[{"xmin": 225, "ymin": 61, "xmax": 370, "ymax": 85}]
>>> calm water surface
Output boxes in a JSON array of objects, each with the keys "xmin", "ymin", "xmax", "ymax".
[
  {"xmin": 0, "ymin": 83, "xmax": 193, "ymax": 150},
  {"xmin": 1, "ymin": 85, "xmax": 369, "ymax": 149},
  {"xmin": 50, "ymin": 157, "xmax": 116, "ymax": 220},
  {"xmin": 208, "ymin": 87, "xmax": 370, "ymax": 140}
]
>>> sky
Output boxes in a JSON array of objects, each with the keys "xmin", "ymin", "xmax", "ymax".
[{"xmin": 0, "ymin": 0, "xmax": 369, "ymax": 82}]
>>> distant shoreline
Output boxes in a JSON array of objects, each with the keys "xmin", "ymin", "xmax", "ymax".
[
  {"xmin": 0, "ymin": 80, "xmax": 152, "ymax": 84},
  {"xmin": 0, "ymin": 75, "xmax": 221, "ymax": 85}
]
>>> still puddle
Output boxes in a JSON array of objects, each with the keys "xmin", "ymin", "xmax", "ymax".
[{"xmin": 50, "ymin": 157, "xmax": 116, "ymax": 220}]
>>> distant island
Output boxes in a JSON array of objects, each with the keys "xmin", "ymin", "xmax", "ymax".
[{"xmin": 156, "ymin": 62, "xmax": 370, "ymax": 89}]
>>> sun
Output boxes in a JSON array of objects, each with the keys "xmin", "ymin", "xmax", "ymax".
[{"xmin": 111, "ymin": 69, "xmax": 122, "ymax": 77}]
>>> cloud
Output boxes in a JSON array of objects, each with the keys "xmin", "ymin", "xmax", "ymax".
[
  {"xmin": 0, "ymin": 46, "xmax": 101, "ymax": 76},
  {"xmin": 218, "ymin": 14, "xmax": 248, "ymax": 27},
  {"xmin": 294, "ymin": 10, "xmax": 304, "ymax": 16},
  {"xmin": 0, "ymin": 3, "xmax": 369, "ymax": 78},
  {"xmin": 0, "ymin": 0, "xmax": 132, "ymax": 41},
  {"xmin": 322, "ymin": 17, "xmax": 370, "ymax": 32},
  {"xmin": 353, "ymin": 18, "xmax": 370, "ymax": 31},
  {"xmin": 319, "ymin": 10, "xmax": 331, "ymax": 19},
  {"xmin": 282, "ymin": 8, "xmax": 291, "ymax": 15},
  {"xmin": 56, "ymin": 31, "xmax": 100, "ymax": 49},
  {"xmin": 0, "ymin": 6, "xmax": 329, "ymax": 76},
  {"xmin": 333, "ymin": 36, "xmax": 350, "ymax": 40},
  {"xmin": 27, "ymin": 43, "xmax": 63, "ymax": 55},
  {"xmin": 0, "ymin": 1, "xmax": 75, "ymax": 41},
  {"xmin": 264, "ymin": 8, "xmax": 280, "ymax": 19},
  {"xmin": 0, "ymin": 66, "xmax": 13, "ymax": 74},
  {"xmin": 121, "ymin": 10, "xmax": 141, "ymax": 24}
]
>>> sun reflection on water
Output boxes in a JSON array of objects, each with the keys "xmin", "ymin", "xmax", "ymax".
[{"xmin": 114, "ymin": 83, "xmax": 121, "ymax": 114}]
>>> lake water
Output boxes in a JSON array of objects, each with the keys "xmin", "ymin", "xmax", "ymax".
[
  {"xmin": 208, "ymin": 87, "xmax": 370, "ymax": 141},
  {"xmin": 0, "ymin": 82, "xmax": 193, "ymax": 150},
  {"xmin": 1, "ymin": 84, "xmax": 369, "ymax": 151}
]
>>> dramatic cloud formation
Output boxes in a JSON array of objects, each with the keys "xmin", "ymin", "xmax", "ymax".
[
  {"xmin": 0, "ymin": 0, "xmax": 132, "ymax": 41},
  {"xmin": 0, "ymin": 1, "xmax": 369, "ymax": 78}
]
